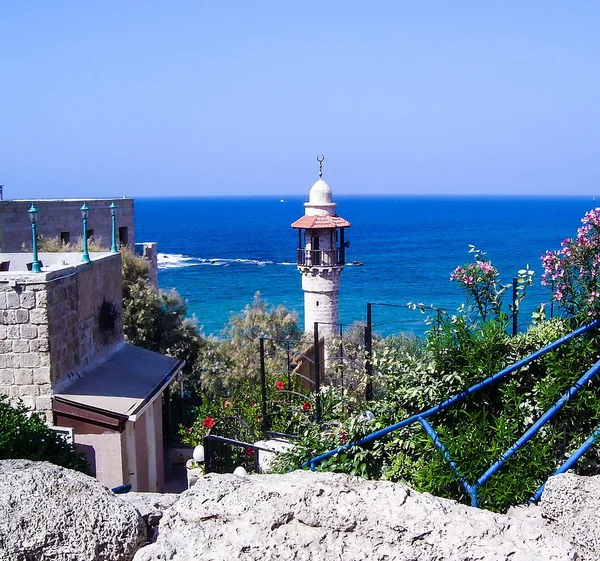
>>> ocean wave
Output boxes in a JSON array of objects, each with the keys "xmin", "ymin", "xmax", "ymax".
[
  {"xmin": 157, "ymin": 253, "xmax": 279, "ymax": 270},
  {"xmin": 157, "ymin": 253, "xmax": 205, "ymax": 269}
]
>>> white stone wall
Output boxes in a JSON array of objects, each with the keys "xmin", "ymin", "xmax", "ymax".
[
  {"xmin": 300, "ymin": 267, "xmax": 342, "ymax": 336},
  {"xmin": 0, "ymin": 280, "xmax": 52, "ymax": 415}
]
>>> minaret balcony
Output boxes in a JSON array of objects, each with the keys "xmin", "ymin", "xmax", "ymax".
[{"xmin": 297, "ymin": 248, "xmax": 345, "ymax": 267}]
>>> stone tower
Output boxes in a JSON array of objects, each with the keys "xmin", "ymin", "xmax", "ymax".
[{"xmin": 291, "ymin": 156, "xmax": 351, "ymax": 336}]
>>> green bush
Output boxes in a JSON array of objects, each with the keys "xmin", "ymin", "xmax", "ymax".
[
  {"xmin": 275, "ymin": 315, "xmax": 600, "ymax": 512},
  {"xmin": 0, "ymin": 396, "xmax": 89, "ymax": 472}
]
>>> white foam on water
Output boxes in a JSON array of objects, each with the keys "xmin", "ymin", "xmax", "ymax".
[{"xmin": 157, "ymin": 253, "xmax": 278, "ymax": 270}]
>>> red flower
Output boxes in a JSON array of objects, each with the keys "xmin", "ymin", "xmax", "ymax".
[
  {"xmin": 302, "ymin": 401, "xmax": 311, "ymax": 412},
  {"xmin": 223, "ymin": 401, "xmax": 232, "ymax": 409},
  {"xmin": 275, "ymin": 380, "xmax": 284, "ymax": 390},
  {"xmin": 340, "ymin": 430, "xmax": 347, "ymax": 445},
  {"xmin": 246, "ymin": 448, "xmax": 255, "ymax": 457},
  {"xmin": 202, "ymin": 417, "xmax": 215, "ymax": 429},
  {"xmin": 257, "ymin": 416, "xmax": 263, "ymax": 423}
]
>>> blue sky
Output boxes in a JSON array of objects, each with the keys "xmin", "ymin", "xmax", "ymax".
[{"xmin": 2, "ymin": 1, "xmax": 599, "ymax": 198}]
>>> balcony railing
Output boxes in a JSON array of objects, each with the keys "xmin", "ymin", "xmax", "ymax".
[{"xmin": 297, "ymin": 248, "xmax": 345, "ymax": 267}]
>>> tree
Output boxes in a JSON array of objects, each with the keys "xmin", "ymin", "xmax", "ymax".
[
  {"xmin": 120, "ymin": 249, "xmax": 207, "ymax": 390},
  {"xmin": 198, "ymin": 292, "xmax": 303, "ymax": 396}
]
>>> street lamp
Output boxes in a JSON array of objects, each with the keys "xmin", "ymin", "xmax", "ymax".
[
  {"xmin": 109, "ymin": 201, "xmax": 118, "ymax": 253},
  {"xmin": 80, "ymin": 202, "xmax": 91, "ymax": 263},
  {"xmin": 27, "ymin": 204, "xmax": 42, "ymax": 273}
]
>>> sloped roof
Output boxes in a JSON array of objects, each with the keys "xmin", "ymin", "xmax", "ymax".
[
  {"xmin": 54, "ymin": 344, "xmax": 184, "ymax": 418},
  {"xmin": 291, "ymin": 215, "xmax": 351, "ymax": 229}
]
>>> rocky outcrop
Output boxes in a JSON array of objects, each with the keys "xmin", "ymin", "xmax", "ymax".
[
  {"xmin": 120, "ymin": 492, "xmax": 180, "ymax": 543},
  {"xmin": 133, "ymin": 471, "xmax": 577, "ymax": 561},
  {"xmin": 539, "ymin": 472, "xmax": 600, "ymax": 560},
  {"xmin": 5, "ymin": 460, "xmax": 600, "ymax": 561},
  {"xmin": 0, "ymin": 460, "xmax": 146, "ymax": 561}
]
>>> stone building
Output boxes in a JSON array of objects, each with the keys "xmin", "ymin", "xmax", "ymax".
[
  {"xmin": 292, "ymin": 158, "xmax": 351, "ymax": 336},
  {"xmin": 0, "ymin": 198, "xmax": 135, "ymax": 252},
  {"xmin": 0, "ymin": 249, "xmax": 183, "ymax": 492}
]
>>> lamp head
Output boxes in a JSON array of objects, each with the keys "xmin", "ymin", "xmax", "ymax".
[
  {"xmin": 80, "ymin": 202, "xmax": 89, "ymax": 220},
  {"xmin": 28, "ymin": 203, "xmax": 39, "ymax": 224},
  {"xmin": 109, "ymin": 201, "xmax": 117, "ymax": 216}
]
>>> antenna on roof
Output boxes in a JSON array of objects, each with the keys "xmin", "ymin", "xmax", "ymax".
[{"xmin": 317, "ymin": 154, "xmax": 324, "ymax": 179}]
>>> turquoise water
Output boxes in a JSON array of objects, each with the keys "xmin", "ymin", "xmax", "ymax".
[{"xmin": 135, "ymin": 196, "xmax": 599, "ymax": 337}]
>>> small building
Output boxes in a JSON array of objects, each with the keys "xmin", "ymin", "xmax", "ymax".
[
  {"xmin": 0, "ymin": 198, "xmax": 135, "ymax": 252},
  {"xmin": 0, "ymin": 249, "xmax": 183, "ymax": 491}
]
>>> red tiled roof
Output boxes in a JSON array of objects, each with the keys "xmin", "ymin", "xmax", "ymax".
[{"xmin": 291, "ymin": 215, "xmax": 351, "ymax": 229}]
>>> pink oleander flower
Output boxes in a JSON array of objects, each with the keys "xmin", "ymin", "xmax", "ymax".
[{"xmin": 583, "ymin": 208, "xmax": 600, "ymax": 227}]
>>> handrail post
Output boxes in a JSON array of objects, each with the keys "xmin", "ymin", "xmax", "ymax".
[
  {"xmin": 259, "ymin": 338, "xmax": 268, "ymax": 434},
  {"xmin": 314, "ymin": 322, "xmax": 321, "ymax": 423},
  {"xmin": 286, "ymin": 340, "xmax": 293, "ymax": 405},
  {"xmin": 339, "ymin": 323, "xmax": 345, "ymax": 400},
  {"xmin": 365, "ymin": 303, "xmax": 373, "ymax": 400},
  {"xmin": 203, "ymin": 435, "xmax": 214, "ymax": 474},
  {"xmin": 512, "ymin": 277, "xmax": 518, "ymax": 336}
]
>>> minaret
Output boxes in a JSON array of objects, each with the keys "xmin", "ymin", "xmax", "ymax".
[{"xmin": 291, "ymin": 156, "xmax": 351, "ymax": 336}]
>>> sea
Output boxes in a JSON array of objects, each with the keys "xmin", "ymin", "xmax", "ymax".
[{"xmin": 135, "ymin": 196, "xmax": 599, "ymax": 338}]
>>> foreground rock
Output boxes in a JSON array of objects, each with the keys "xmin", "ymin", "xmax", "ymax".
[
  {"xmin": 134, "ymin": 471, "xmax": 577, "ymax": 561},
  {"xmin": 0, "ymin": 460, "xmax": 146, "ymax": 561},
  {"xmin": 539, "ymin": 472, "xmax": 600, "ymax": 560},
  {"xmin": 120, "ymin": 492, "xmax": 180, "ymax": 543}
]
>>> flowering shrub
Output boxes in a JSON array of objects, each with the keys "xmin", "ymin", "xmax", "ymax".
[
  {"xmin": 450, "ymin": 246, "xmax": 533, "ymax": 326},
  {"xmin": 450, "ymin": 247, "xmax": 504, "ymax": 322},
  {"xmin": 180, "ymin": 384, "xmax": 263, "ymax": 448},
  {"xmin": 541, "ymin": 208, "xmax": 600, "ymax": 320},
  {"xmin": 180, "ymin": 374, "xmax": 321, "ymax": 450}
]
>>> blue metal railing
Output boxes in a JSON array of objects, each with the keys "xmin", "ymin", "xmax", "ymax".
[
  {"xmin": 303, "ymin": 319, "xmax": 600, "ymax": 507},
  {"xmin": 529, "ymin": 425, "xmax": 600, "ymax": 503}
]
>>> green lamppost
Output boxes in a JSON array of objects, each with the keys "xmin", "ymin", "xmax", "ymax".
[
  {"xmin": 80, "ymin": 202, "xmax": 91, "ymax": 263},
  {"xmin": 109, "ymin": 201, "xmax": 118, "ymax": 253},
  {"xmin": 27, "ymin": 204, "xmax": 42, "ymax": 273}
]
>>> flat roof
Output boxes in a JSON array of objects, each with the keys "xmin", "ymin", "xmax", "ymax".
[
  {"xmin": 0, "ymin": 251, "xmax": 116, "ymax": 277},
  {"xmin": 2, "ymin": 198, "xmax": 133, "ymax": 202},
  {"xmin": 54, "ymin": 344, "xmax": 184, "ymax": 417}
]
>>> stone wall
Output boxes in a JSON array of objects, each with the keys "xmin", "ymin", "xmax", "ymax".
[
  {"xmin": 135, "ymin": 242, "xmax": 159, "ymax": 289},
  {"xmin": 48, "ymin": 253, "xmax": 123, "ymax": 391},
  {"xmin": 0, "ymin": 198, "xmax": 135, "ymax": 252},
  {"xmin": 0, "ymin": 277, "xmax": 52, "ymax": 416},
  {"xmin": 0, "ymin": 253, "xmax": 123, "ymax": 420}
]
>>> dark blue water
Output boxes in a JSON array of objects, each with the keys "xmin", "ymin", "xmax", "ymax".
[{"xmin": 135, "ymin": 196, "xmax": 598, "ymax": 337}]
